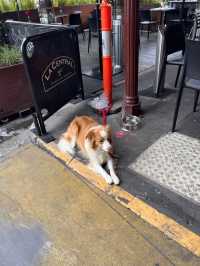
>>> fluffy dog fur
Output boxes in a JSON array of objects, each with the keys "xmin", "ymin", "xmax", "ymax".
[{"xmin": 58, "ymin": 116, "xmax": 120, "ymax": 185}]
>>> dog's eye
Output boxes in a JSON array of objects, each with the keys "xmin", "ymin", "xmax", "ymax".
[{"xmin": 100, "ymin": 139, "xmax": 104, "ymax": 143}]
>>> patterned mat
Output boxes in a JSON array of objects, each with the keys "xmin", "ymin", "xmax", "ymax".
[{"xmin": 131, "ymin": 133, "xmax": 200, "ymax": 205}]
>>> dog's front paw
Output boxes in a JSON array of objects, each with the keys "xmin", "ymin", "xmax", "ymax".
[
  {"xmin": 112, "ymin": 175, "xmax": 120, "ymax": 185},
  {"xmin": 105, "ymin": 176, "xmax": 113, "ymax": 185},
  {"xmin": 68, "ymin": 149, "xmax": 75, "ymax": 156}
]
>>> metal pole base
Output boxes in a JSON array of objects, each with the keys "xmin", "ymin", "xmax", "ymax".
[
  {"xmin": 32, "ymin": 113, "xmax": 55, "ymax": 143},
  {"xmin": 112, "ymin": 65, "xmax": 123, "ymax": 76},
  {"xmin": 121, "ymin": 114, "xmax": 142, "ymax": 131},
  {"xmin": 31, "ymin": 128, "xmax": 55, "ymax": 143}
]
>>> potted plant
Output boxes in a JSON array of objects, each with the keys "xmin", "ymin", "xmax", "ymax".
[
  {"xmin": 0, "ymin": 0, "xmax": 16, "ymax": 12},
  {"xmin": 0, "ymin": 45, "xmax": 32, "ymax": 120},
  {"xmin": 20, "ymin": 0, "xmax": 36, "ymax": 10},
  {"xmin": 0, "ymin": 0, "xmax": 39, "ymax": 23},
  {"xmin": 140, "ymin": 0, "xmax": 161, "ymax": 9},
  {"xmin": 52, "ymin": 0, "xmax": 96, "ymax": 27}
]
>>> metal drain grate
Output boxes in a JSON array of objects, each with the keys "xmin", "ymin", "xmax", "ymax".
[{"xmin": 131, "ymin": 133, "xmax": 200, "ymax": 204}]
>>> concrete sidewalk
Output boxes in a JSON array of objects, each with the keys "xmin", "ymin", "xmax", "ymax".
[{"xmin": 0, "ymin": 144, "xmax": 199, "ymax": 265}]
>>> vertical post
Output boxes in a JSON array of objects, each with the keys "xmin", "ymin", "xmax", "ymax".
[
  {"xmin": 15, "ymin": 0, "xmax": 20, "ymax": 20},
  {"xmin": 180, "ymin": 0, "xmax": 186, "ymax": 20},
  {"xmin": 123, "ymin": 0, "xmax": 141, "ymax": 116},
  {"xmin": 96, "ymin": 1, "xmax": 103, "ymax": 77},
  {"xmin": 100, "ymin": 0, "xmax": 113, "ymax": 107}
]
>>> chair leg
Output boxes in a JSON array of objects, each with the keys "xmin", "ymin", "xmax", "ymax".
[
  {"xmin": 140, "ymin": 24, "xmax": 142, "ymax": 36},
  {"xmin": 193, "ymin": 90, "xmax": 199, "ymax": 112},
  {"xmin": 82, "ymin": 28, "xmax": 86, "ymax": 40},
  {"xmin": 139, "ymin": 36, "xmax": 141, "ymax": 49},
  {"xmin": 172, "ymin": 84, "xmax": 184, "ymax": 132},
  {"xmin": 175, "ymin": 65, "xmax": 182, "ymax": 88},
  {"xmin": 156, "ymin": 62, "xmax": 166, "ymax": 97},
  {"xmin": 88, "ymin": 29, "xmax": 91, "ymax": 53},
  {"xmin": 147, "ymin": 24, "xmax": 150, "ymax": 40}
]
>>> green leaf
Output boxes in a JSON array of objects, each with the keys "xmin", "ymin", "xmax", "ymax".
[{"xmin": 0, "ymin": 45, "xmax": 22, "ymax": 66}]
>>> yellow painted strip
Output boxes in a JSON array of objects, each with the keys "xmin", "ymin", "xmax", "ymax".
[
  {"xmin": 36, "ymin": 139, "xmax": 73, "ymax": 165},
  {"xmin": 37, "ymin": 140, "xmax": 200, "ymax": 257}
]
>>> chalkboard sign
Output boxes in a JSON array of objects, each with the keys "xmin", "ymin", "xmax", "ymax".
[{"xmin": 20, "ymin": 26, "xmax": 84, "ymax": 141}]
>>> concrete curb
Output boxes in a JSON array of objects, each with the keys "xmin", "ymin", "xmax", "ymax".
[{"xmin": 36, "ymin": 137, "xmax": 200, "ymax": 257}]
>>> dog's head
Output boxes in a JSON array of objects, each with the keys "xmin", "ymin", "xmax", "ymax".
[{"xmin": 86, "ymin": 125, "xmax": 112, "ymax": 153}]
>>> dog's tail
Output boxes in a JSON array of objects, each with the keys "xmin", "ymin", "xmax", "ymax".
[{"xmin": 57, "ymin": 137, "xmax": 72, "ymax": 154}]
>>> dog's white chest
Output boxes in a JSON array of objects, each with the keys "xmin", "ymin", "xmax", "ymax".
[
  {"xmin": 96, "ymin": 150, "xmax": 108, "ymax": 165},
  {"xmin": 84, "ymin": 138, "xmax": 109, "ymax": 165}
]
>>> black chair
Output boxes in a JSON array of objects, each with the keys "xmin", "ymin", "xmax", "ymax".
[
  {"xmin": 157, "ymin": 23, "xmax": 185, "ymax": 97},
  {"xmin": 140, "ymin": 10, "xmax": 157, "ymax": 40},
  {"xmin": 172, "ymin": 39, "xmax": 200, "ymax": 132},
  {"xmin": 69, "ymin": 13, "xmax": 85, "ymax": 40},
  {"xmin": 90, "ymin": 8, "xmax": 100, "ymax": 19},
  {"xmin": 167, "ymin": 7, "xmax": 193, "ymax": 35},
  {"xmin": 88, "ymin": 16, "xmax": 98, "ymax": 53},
  {"xmin": 165, "ymin": 9, "xmax": 180, "ymax": 24},
  {"xmin": 166, "ymin": 7, "xmax": 188, "ymax": 24}
]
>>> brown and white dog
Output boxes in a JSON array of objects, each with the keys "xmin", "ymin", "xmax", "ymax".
[{"xmin": 57, "ymin": 116, "xmax": 120, "ymax": 185}]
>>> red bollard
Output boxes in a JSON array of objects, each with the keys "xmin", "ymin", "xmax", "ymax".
[{"xmin": 100, "ymin": 0, "xmax": 112, "ymax": 108}]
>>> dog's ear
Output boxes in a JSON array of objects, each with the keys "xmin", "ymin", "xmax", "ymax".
[
  {"xmin": 86, "ymin": 130, "xmax": 97, "ymax": 149},
  {"xmin": 86, "ymin": 130, "xmax": 93, "ymax": 140}
]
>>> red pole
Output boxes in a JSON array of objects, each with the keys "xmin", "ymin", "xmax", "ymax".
[
  {"xmin": 100, "ymin": 0, "xmax": 112, "ymax": 108},
  {"xmin": 102, "ymin": 109, "xmax": 107, "ymax": 126},
  {"xmin": 123, "ymin": 0, "xmax": 141, "ymax": 116}
]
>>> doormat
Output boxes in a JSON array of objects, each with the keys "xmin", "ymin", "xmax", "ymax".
[{"xmin": 131, "ymin": 132, "xmax": 200, "ymax": 205}]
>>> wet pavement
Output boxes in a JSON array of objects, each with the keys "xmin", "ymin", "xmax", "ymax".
[
  {"xmin": 0, "ymin": 144, "xmax": 199, "ymax": 265},
  {"xmin": 2, "ymin": 32, "xmax": 200, "ymax": 234},
  {"xmin": 1, "ymin": 30, "xmax": 200, "ymax": 263},
  {"xmin": 38, "ymin": 60, "xmax": 200, "ymax": 236}
]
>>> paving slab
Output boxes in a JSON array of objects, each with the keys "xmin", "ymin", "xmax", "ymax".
[{"xmin": 0, "ymin": 144, "xmax": 200, "ymax": 265}]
